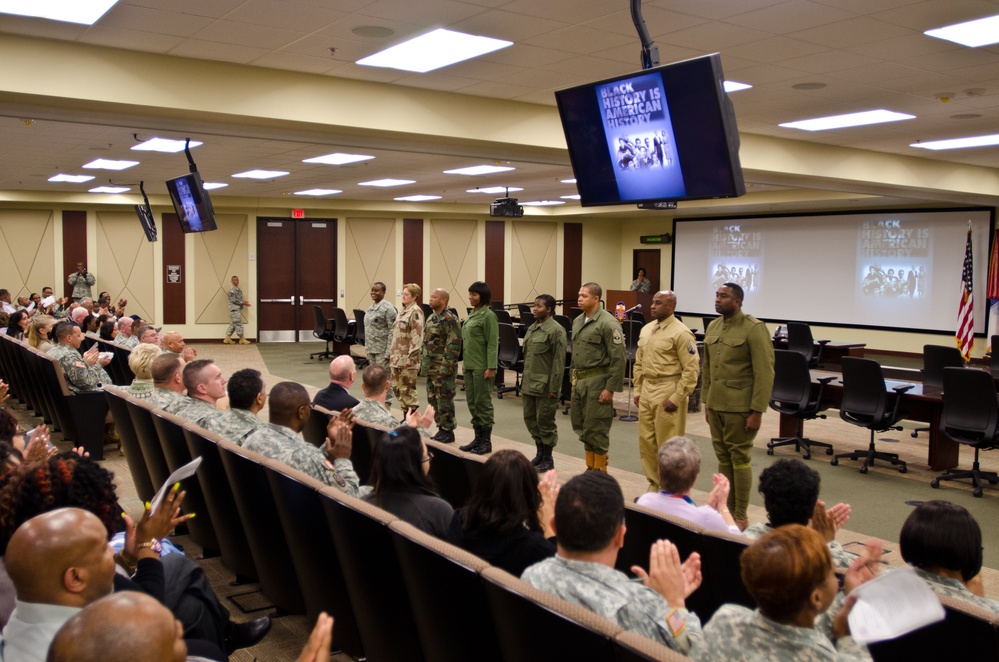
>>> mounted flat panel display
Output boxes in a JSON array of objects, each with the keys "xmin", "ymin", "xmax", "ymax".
[
  {"xmin": 165, "ymin": 171, "xmax": 217, "ymax": 233},
  {"xmin": 671, "ymin": 208, "xmax": 995, "ymax": 334}
]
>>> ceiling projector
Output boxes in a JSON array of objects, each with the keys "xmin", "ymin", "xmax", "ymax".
[{"xmin": 490, "ymin": 197, "xmax": 524, "ymax": 218}]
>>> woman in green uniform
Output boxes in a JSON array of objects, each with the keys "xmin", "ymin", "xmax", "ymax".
[{"xmin": 459, "ymin": 281, "xmax": 499, "ymax": 455}]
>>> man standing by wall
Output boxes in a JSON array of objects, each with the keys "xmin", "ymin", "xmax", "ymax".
[
  {"xmin": 702, "ymin": 282, "xmax": 775, "ymax": 530},
  {"xmin": 365, "ymin": 282, "xmax": 397, "ymax": 402},
  {"xmin": 634, "ymin": 290, "xmax": 700, "ymax": 491},
  {"xmin": 224, "ymin": 275, "xmax": 251, "ymax": 344},
  {"xmin": 67, "ymin": 262, "xmax": 96, "ymax": 302},
  {"xmin": 522, "ymin": 294, "xmax": 566, "ymax": 471},
  {"xmin": 421, "ymin": 288, "xmax": 461, "ymax": 443},
  {"xmin": 570, "ymin": 282, "xmax": 627, "ymax": 472}
]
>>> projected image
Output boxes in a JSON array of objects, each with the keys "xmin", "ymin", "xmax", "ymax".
[
  {"xmin": 597, "ymin": 72, "xmax": 686, "ymax": 201},
  {"xmin": 860, "ymin": 265, "xmax": 927, "ymax": 298},
  {"xmin": 712, "ymin": 264, "xmax": 760, "ymax": 292}
]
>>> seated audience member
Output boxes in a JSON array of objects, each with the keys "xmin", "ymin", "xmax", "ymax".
[
  {"xmin": 4, "ymin": 311, "xmax": 28, "ymax": 340},
  {"xmin": 163, "ymin": 359, "xmax": 224, "ymax": 428},
  {"xmin": 361, "ymin": 427, "xmax": 453, "ymax": 537},
  {"xmin": 743, "ymin": 459, "xmax": 856, "ymax": 570},
  {"xmin": 636, "ymin": 436, "xmax": 741, "ymax": 534},
  {"xmin": 126, "ymin": 343, "xmax": 162, "ymax": 400},
  {"xmin": 161, "ymin": 331, "xmax": 197, "ymax": 362},
  {"xmin": 243, "ymin": 382, "xmax": 361, "ymax": 496},
  {"xmin": 150, "ymin": 353, "xmax": 187, "ymax": 410},
  {"xmin": 69, "ymin": 307, "xmax": 88, "ymax": 328},
  {"xmin": 313, "ymin": 355, "xmax": 360, "ymax": 412},
  {"xmin": 522, "ymin": 472, "xmax": 702, "ymax": 653},
  {"xmin": 114, "ymin": 316, "xmax": 138, "ymax": 348},
  {"xmin": 692, "ymin": 525, "xmax": 881, "ymax": 661},
  {"xmin": 0, "ymin": 290, "xmax": 13, "ymax": 316},
  {"xmin": 448, "ymin": 449, "xmax": 557, "ymax": 576},
  {"xmin": 47, "ymin": 321, "xmax": 112, "ymax": 393},
  {"xmin": 77, "ymin": 298, "xmax": 94, "ymax": 314},
  {"xmin": 352, "ymin": 364, "xmax": 433, "ymax": 437},
  {"xmin": 137, "ymin": 324, "xmax": 162, "ymax": 347},
  {"xmin": 98, "ymin": 320, "xmax": 117, "ymax": 342},
  {"xmin": 203, "ymin": 368, "xmax": 267, "ymax": 445},
  {"xmin": 899, "ymin": 500, "xmax": 999, "ymax": 616},
  {"xmin": 96, "ymin": 291, "xmax": 126, "ymax": 319},
  {"xmin": 81, "ymin": 314, "xmax": 99, "ymax": 337},
  {"xmin": 26, "ymin": 315, "xmax": 55, "ymax": 353}
]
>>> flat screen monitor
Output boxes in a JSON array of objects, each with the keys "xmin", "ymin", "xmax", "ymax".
[
  {"xmin": 133, "ymin": 203, "xmax": 157, "ymax": 242},
  {"xmin": 165, "ymin": 171, "xmax": 217, "ymax": 233},
  {"xmin": 555, "ymin": 53, "xmax": 745, "ymax": 207}
]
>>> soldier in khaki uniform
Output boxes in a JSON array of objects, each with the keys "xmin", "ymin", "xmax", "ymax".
[
  {"xmin": 633, "ymin": 290, "xmax": 700, "ymax": 491},
  {"xmin": 570, "ymin": 282, "xmax": 627, "ymax": 472},
  {"xmin": 702, "ymin": 282, "xmax": 775, "ymax": 529},
  {"xmin": 522, "ymin": 294, "xmax": 566, "ymax": 472},
  {"xmin": 421, "ymin": 288, "xmax": 461, "ymax": 443},
  {"xmin": 390, "ymin": 283, "xmax": 424, "ymax": 416}
]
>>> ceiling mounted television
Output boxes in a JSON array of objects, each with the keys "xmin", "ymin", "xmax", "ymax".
[
  {"xmin": 165, "ymin": 171, "xmax": 217, "ymax": 233},
  {"xmin": 555, "ymin": 53, "xmax": 745, "ymax": 207},
  {"xmin": 133, "ymin": 203, "xmax": 157, "ymax": 242}
]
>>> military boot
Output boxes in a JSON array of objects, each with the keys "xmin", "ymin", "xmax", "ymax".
[
  {"xmin": 468, "ymin": 427, "xmax": 492, "ymax": 455},
  {"xmin": 432, "ymin": 429, "xmax": 455, "ymax": 443},
  {"xmin": 530, "ymin": 442, "xmax": 544, "ymax": 467},
  {"xmin": 459, "ymin": 426, "xmax": 482, "ymax": 452},
  {"xmin": 223, "ymin": 336, "xmax": 235, "ymax": 344},
  {"xmin": 584, "ymin": 450, "xmax": 595, "ymax": 471},
  {"xmin": 592, "ymin": 452, "xmax": 609, "ymax": 472},
  {"xmin": 536, "ymin": 445, "xmax": 555, "ymax": 472},
  {"xmin": 238, "ymin": 337, "xmax": 251, "ymax": 345}
]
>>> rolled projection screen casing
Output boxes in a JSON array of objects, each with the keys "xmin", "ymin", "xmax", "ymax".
[{"xmin": 671, "ymin": 208, "xmax": 994, "ymax": 335}]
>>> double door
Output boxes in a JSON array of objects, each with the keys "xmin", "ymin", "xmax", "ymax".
[{"xmin": 257, "ymin": 218, "xmax": 337, "ymax": 342}]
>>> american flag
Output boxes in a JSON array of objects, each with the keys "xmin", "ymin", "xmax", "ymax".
[{"xmin": 957, "ymin": 226, "xmax": 974, "ymax": 361}]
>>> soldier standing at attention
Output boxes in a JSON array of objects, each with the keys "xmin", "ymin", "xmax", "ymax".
[
  {"xmin": 459, "ymin": 281, "xmax": 499, "ymax": 455},
  {"xmin": 67, "ymin": 261, "xmax": 96, "ymax": 302},
  {"xmin": 224, "ymin": 275, "xmax": 251, "ymax": 344},
  {"xmin": 390, "ymin": 283, "xmax": 424, "ymax": 417},
  {"xmin": 365, "ymin": 282, "xmax": 397, "ymax": 401},
  {"xmin": 422, "ymin": 288, "xmax": 461, "ymax": 443},
  {"xmin": 702, "ymin": 282, "xmax": 775, "ymax": 531},
  {"xmin": 570, "ymin": 282, "xmax": 627, "ymax": 472},
  {"xmin": 522, "ymin": 294, "xmax": 566, "ymax": 472},
  {"xmin": 634, "ymin": 290, "xmax": 700, "ymax": 491}
]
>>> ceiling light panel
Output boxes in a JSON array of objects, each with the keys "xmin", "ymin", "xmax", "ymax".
[
  {"xmin": 232, "ymin": 170, "xmax": 289, "ymax": 179},
  {"xmin": 0, "ymin": 0, "xmax": 118, "ymax": 25},
  {"xmin": 444, "ymin": 165, "xmax": 516, "ymax": 176},
  {"xmin": 358, "ymin": 179, "xmax": 415, "ymax": 187},
  {"xmin": 723, "ymin": 81, "xmax": 752, "ymax": 92},
  {"xmin": 780, "ymin": 109, "xmax": 915, "ymax": 131},
  {"xmin": 357, "ymin": 28, "xmax": 512, "ymax": 73},
  {"xmin": 48, "ymin": 174, "xmax": 95, "ymax": 183},
  {"xmin": 202, "ymin": 182, "xmax": 228, "ymax": 190},
  {"xmin": 131, "ymin": 138, "xmax": 203, "ymax": 153},
  {"xmin": 295, "ymin": 188, "xmax": 342, "ymax": 196},
  {"xmin": 88, "ymin": 186, "xmax": 130, "ymax": 193},
  {"xmin": 83, "ymin": 158, "xmax": 138, "ymax": 170},
  {"xmin": 521, "ymin": 200, "xmax": 564, "ymax": 206},
  {"xmin": 303, "ymin": 152, "xmax": 375, "ymax": 165},
  {"xmin": 925, "ymin": 14, "xmax": 999, "ymax": 48},
  {"xmin": 395, "ymin": 195, "xmax": 441, "ymax": 201},
  {"xmin": 911, "ymin": 134, "xmax": 999, "ymax": 150},
  {"xmin": 467, "ymin": 186, "xmax": 523, "ymax": 194}
]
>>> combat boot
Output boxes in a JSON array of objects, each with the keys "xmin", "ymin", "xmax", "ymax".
[
  {"xmin": 536, "ymin": 445, "xmax": 555, "ymax": 472},
  {"xmin": 468, "ymin": 427, "xmax": 492, "ymax": 455},
  {"xmin": 584, "ymin": 450, "xmax": 595, "ymax": 471},
  {"xmin": 238, "ymin": 337, "xmax": 251, "ymax": 345},
  {"xmin": 223, "ymin": 336, "xmax": 234, "ymax": 344},
  {"xmin": 432, "ymin": 429, "xmax": 455, "ymax": 443},
  {"xmin": 459, "ymin": 426, "xmax": 483, "ymax": 452},
  {"xmin": 530, "ymin": 442, "xmax": 543, "ymax": 466},
  {"xmin": 592, "ymin": 453, "xmax": 609, "ymax": 472}
]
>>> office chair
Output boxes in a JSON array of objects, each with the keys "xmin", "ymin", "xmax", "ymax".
[
  {"xmin": 912, "ymin": 344, "xmax": 965, "ymax": 438},
  {"xmin": 832, "ymin": 357, "xmax": 912, "ymax": 474},
  {"xmin": 517, "ymin": 309, "xmax": 535, "ymax": 338},
  {"xmin": 309, "ymin": 305, "xmax": 336, "ymax": 360},
  {"xmin": 932, "ymin": 367, "xmax": 999, "ymax": 498},
  {"xmin": 627, "ymin": 310, "xmax": 646, "ymax": 325},
  {"xmin": 494, "ymin": 308, "xmax": 513, "ymax": 326},
  {"xmin": 767, "ymin": 350, "xmax": 835, "ymax": 459},
  {"xmin": 490, "ymin": 300, "xmax": 504, "ymax": 311},
  {"xmin": 991, "ymin": 335, "xmax": 999, "ymax": 379},
  {"xmin": 420, "ymin": 302, "xmax": 433, "ymax": 319},
  {"xmin": 569, "ymin": 307, "xmax": 584, "ymax": 321},
  {"xmin": 619, "ymin": 320, "xmax": 642, "ymax": 422},
  {"xmin": 496, "ymin": 322, "xmax": 523, "ymax": 399},
  {"xmin": 786, "ymin": 322, "xmax": 829, "ymax": 368}
]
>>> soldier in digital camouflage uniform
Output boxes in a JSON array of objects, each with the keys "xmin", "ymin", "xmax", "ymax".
[
  {"xmin": 149, "ymin": 353, "xmax": 187, "ymax": 410},
  {"xmin": 353, "ymin": 363, "xmax": 431, "ymax": 438},
  {"xmin": 390, "ymin": 283, "xmax": 424, "ymax": 416},
  {"xmin": 67, "ymin": 262, "xmax": 96, "ymax": 302},
  {"xmin": 48, "ymin": 321, "xmax": 112, "ymax": 393},
  {"xmin": 421, "ymin": 288, "xmax": 461, "ymax": 443},
  {"xmin": 223, "ymin": 275, "xmax": 251, "ymax": 345},
  {"xmin": 203, "ymin": 368, "xmax": 266, "ymax": 445},
  {"xmin": 522, "ymin": 294, "xmax": 566, "ymax": 471},
  {"xmin": 243, "ymin": 381, "xmax": 361, "ymax": 495},
  {"xmin": 365, "ymin": 282, "xmax": 397, "ymax": 401},
  {"xmin": 163, "ymin": 359, "xmax": 225, "ymax": 429}
]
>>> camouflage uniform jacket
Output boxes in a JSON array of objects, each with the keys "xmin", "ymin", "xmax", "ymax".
[
  {"xmin": 126, "ymin": 379, "xmax": 155, "ymax": 400},
  {"xmin": 743, "ymin": 523, "xmax": 857, "ymax": 571},
  {"xmin": 203, "ymin": 408, "xmax": 265, "ymax": 446},
  {"xmin": 521, "ymin": 556, "xmax": 701, "ymax": 653},
  {"xmin": 390, "ymin": 303, "xmax": 423, "ymax": 368},
  {"xmin": 150, "ymin": 388, "xmax": 187, "ymax": 411},
  {"xmin": 910, "ymin": 566, "xmax": 999, "ymax": 617},
  {"xmin": 421, "ymin": 309, "xmax": 461, "ymax": 377},
  {"xmin": 228, "ymin": 285, "xmax": 245, "ymax": 311},
  {"xmin": 164, "ymin": 396, "xmax": 223, "ymax": 428},
  {"xmin": 365, "ymin": 299, "xmax": 397, "ymax": 355},
  {"xmin": 115, "ymin": 334, "xmax": 139, "ymax": 349},
  {"xmin": 67, "ymin": 271, "xmax": 96, "ymax": 300},
  {"xmin": 352, "ymin": 397, "xmax": 429, "ymax": 438},
  {"xmin": 691, "ymin": 604, "xmax": 870, "ymax": 661},
  {"xmin": 47, "ymin": 344, "xmax": 111, "ymax": 393},
  {"xmin": 244, "ymin": 423, "xmax": 360, "ymax": 495}
]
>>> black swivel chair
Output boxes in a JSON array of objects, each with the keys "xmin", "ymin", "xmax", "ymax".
[
  {"xmin": 912, "ymin": 344, "xmax": 965, "ymax": 438},
  {"xmin": 767, "ymin": 349, "xmax": 835, "ymax": 459},
  {"xmin": 991, "ymin": 335, "xmax": 999, "ymax": 379},
  {"xmin": 420, "ymin": 302, "xmax": 433, "ymax": 319},
  {"xmin": 496, "ymin": 322, "xmax": 523, "ymax": 399},
  {"xmin": 627, "ymin": 310, "xmax": 645, "ymax": 325},
  {"xmin": 786, "ymin": 322, "xmax": 829, "ymax": 368},
  {"xmin": 494, "ymin": 308, "xmax": 513, "ymax": 326},
  {"xmin": 568, "ymin": 307, "xmax": 583, "ymax": 321},
  {"xmin": 832, "ymin": 357, "xmax": 912, "ymax": 474},
  {"xmin": 932, "ymin": 367, "xmax": 999, "ymax": 498},
  {"xmin": 310, "ymin": 305, "xmax": 336, "ymax": 360},
  {"xmin": 517, "ymin": 310, "xmax": 535, "ymax": 338},
  {"xmin": 352, "ymin": 309, "xmax": 368, "ymax": 367}
]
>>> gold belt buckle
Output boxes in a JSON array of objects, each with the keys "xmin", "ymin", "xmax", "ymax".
[{"xmin": 570, "ymin": 369, "xmax": 578, "ymax": 387}]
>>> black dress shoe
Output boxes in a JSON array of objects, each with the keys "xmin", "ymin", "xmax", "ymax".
[{"xmin": 225, "ymin": 616, "xmax": 272, "ymax": 654}]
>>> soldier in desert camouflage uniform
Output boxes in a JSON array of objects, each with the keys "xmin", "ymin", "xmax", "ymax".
[
  {"xmin": 204, "ymin": 368, "xmax": 266, "ymax": 445},
  {"xmin": 224, "ymin": 275, "xmax": 251, "ymax": 344},
  {"xmin": 47, "ymin": 321, "xmax": 111, "ymax": 393},
  {"xmin": 421, "ymin": 288, "xmax": 461, "ymax": 443},
  {"xmin": 390, "ymin": 283, "xmax": 424, "ymax": 416}
]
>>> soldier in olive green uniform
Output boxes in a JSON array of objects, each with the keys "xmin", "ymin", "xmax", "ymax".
[
  {"xmin": 459, "ymin": 281, "xmax": 499, "ymax": 455},
  {"xmin": 422, "ymin": 288, "xmax": 462, "ymax": 443},
  {"xmin": 570, "ymin": 282, "xmax": 627, "ymax": 471},
  {"xmin": 389, "ymin": 283, "xmax": 424, "ymax": 415},
  {"xmin": 522, "ymin": 294, "xmax": 566, "ymax": 471},
  {"xmin": 702, "ymin": 282, "xmax": 775, "ymax": 528}
]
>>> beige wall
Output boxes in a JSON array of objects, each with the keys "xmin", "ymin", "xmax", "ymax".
[
  {"xmin": 427, "ymin": 219, "xmax": 478, "ymax": 318},
  {"xmin": 581, "ymin": 220, "xmax": 623, "ymax": 299},
  {"xmin": 510, "ymin": 221, "xmax": 558, "ymax": 305},
  {"xmin": 94, "ymin": 210, "xmax": 156, "ymax": 323},
  {"xmin": 0, "ymin": 209, "xmax": 56, "ymax": 299},
  {"xmin": 192, "ymin": 214, "xmax": 250, "ymax": 327},
  {"xmin": 344, "ymin": 218, "xmax": 397, "ymax": 315}
]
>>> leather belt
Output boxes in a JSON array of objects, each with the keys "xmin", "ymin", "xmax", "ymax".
[{"xmin": 571, "ymin": 367, "xmax": 607, "ymax": 386}]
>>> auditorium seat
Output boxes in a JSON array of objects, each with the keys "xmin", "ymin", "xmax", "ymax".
[
  {"xmin": 104, "ymin": 386, "xmax": 155, "ymax": 504},
  {"xmin": 125, "ymin": 397, "xmax": 173, "ymax": 490},
  {"xmin": 866, "ymin": 594, "xmax": 999, "ymax": 660},
  {"xmin": 699, "ymin": 528, "xmax": 755, "ymax": 616},
  {"xmin": 614, "ymin": 631, "xmax": 691, "ymax": 661},
  {"xmin": 426, "ymin": 439, "xmax": 474, "ymax": 509}
]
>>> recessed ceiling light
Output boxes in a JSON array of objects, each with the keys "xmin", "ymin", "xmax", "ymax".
[
  {"xmin": 521, "ymin": 200, "xmax": 565, "ymax": 206},
  {"xmin": 131, "ymin": 138, "xmax": 203, "ymax": 153},
  {"xmin": 295, "ymin": 188, "xmax": 342, "ymax": 196},
  {"xmin": 0, "ymin": 0, "xmax": 118, "ymax": 25},
  {"xmin": 88, "ymin": 186, "xmax": 130, "ymax": 194},
  {"xmin": 48, "ymin": 174, "xmax": 95, "ymax": 183},
  {"xmin": 352, "ymin": 25, "xmax": 395, "ymax": 38},
  {"xmin": 780, "ymin": 109, "xmax": 915, "ymax": 131},
  {"xmin": 303, "ymin": 152, "xmax": 375, "ymax": 165},
  {"xmin": 560, "ymin": 194, "xmax": 581, "ymax": 200},
  {"xmin": 561, "ymin": 178, "xmax": 577, "ymax": 184},
  {"xmin": 925, "ymin": 14, "xmax": 999, "ymax": 47},
  {"xmin": 395, "ymin": 195, "xmax": 441, "ymax": 202},
  {"xmin": 357, "ymin": 28, "xmax": 512, "ymax": 73},
  {"xmin": 232, "ymin": 170, "xmax": 289, "ymax": 179},
  {"xmin": 83, "ymin": 158, "xmax": 139, "ymax": 170},
  {"xmin": 911, "ymin": 134, "xmax": 999, "ymax": 150},
  {"xmin": 723, "ymin": 81, "xmax": 752, "ymax": 92},
  {"xmin": 467, "ymin": 186, "xmax": 523, "ymax": 194},
  {"xmin": 792, "ymin": 82, "xmax": 827, "ymax": 91},
  {"xmin": 358, "ymin": 179, "xmax": 415, "ymax": 187},
  {"xmin": 444, "ymin": 165, "xmax": 515, "ymax": 176}
]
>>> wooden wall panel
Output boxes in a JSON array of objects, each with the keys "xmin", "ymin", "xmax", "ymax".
[
  {"xmin": 563, "ymin": 222, "xmax": 583, "ymax": 315},
  {"xmin": 403, "ymin": 218, "xmax": 423, "ymax": 288},
  {"xmin": 485, "ymin": 220, "xmax": 504, "ymax": 304},
  {"xmin": 162, "ymin": 213, "xmax": 185, "ymax": 324},
  {"xmin": 62, "ymin": 210, "xmax": 87, "ymax": 301}
]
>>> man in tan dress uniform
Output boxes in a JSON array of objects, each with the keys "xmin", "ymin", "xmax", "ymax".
[{"xmin": 633, "ymin": 290, "xmax": 700, "ymax": 491}]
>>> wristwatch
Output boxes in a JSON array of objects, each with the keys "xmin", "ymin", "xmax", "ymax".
[{"xmin": 137, "ymin": 538, "xmax": 162, "ymax": 554}]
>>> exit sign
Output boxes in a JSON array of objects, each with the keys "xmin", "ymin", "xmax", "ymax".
[{"xmin": 291, "ymin": 209, "xmax": 305, "ymax": 219}]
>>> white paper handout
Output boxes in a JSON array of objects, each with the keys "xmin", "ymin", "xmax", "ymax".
[
  {"xmin": 847, "ymin": 566, "xmax": 945, "ymax": 644},
  {"xmin": 40, "ymin": 296, "xmax": 55, "ymax": 308},
  {"xmin": 149, "ymin": 456, "xmax": 202, "ymax": 513}
]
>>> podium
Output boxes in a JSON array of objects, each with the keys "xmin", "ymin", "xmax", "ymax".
[{"xmin": 606, "ymin": 290, "xmax": 653, "ymax": 319}]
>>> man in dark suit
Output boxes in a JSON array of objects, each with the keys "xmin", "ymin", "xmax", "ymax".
[{"xmin": 313, "ymin": 354, "xmax": 360, "ymax": 412}]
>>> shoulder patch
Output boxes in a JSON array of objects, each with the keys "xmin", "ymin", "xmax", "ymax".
[
  {"xmin": 612, "ymin": 330, "xmax": 623, "ymax": 345},
  {"xmin": 687, "ymin": 340, "xmax": 697, "ymax": 355},
  {"xmin": 333, "ymin": 472, "xmax": 347, "ymax": 488}
]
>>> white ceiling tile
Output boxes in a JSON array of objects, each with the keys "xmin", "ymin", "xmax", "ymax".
[
  {"xmin": 724, "ymin": 36, "xmax": 830, "ymax": 63},
  {"xmin": 392, "ymin": 71, "xmax": 482, "ymax": 92},
  {"xmin": 167, "ymin": 38, "xmax": 272, "ymax": 64},
  {"xmin": 121, "ymin": 0, "xmax": 247, "ymax": 19},
  {"xmin": 348, "ymin": 0, "xmax": 485, "ymax": 27},
  {"xmin": 251, "ymin": 50, "xmax": 342, "ymax": 75},
  {"xmin": 724, "ymin": 0, "xmax": 856, "ymax": 34},
  {"xmin": 521, "ymin": 25, "xmax": 634, "ymax": 55},
  {"xmin": 100, "ymin": 4, "xmax": 214, "ymax": 37},
  {"xmin": 789, "ymin": 16, "xmax": 913, "ymax": 49},
  {"xmin": 223, "ymin": 0, "xmax": 346, "ymax": 32},
  {"xmin": 587, "ymin": 7, "xmax": 709, "ymax": 38},
  {"xmin": 0, "ymin": 14, "xmax": 88, "ymax": 40},
  {"xmin": 903, "ymin": 49, "xmax": 999, "ymax": 75},
  {"xmin": 77, "ymin": 25, "xmax": 186, "ymax": 53},
  {"xmin": 440, "ymin": 59, "xmax": 527, "ymax": 82},
  {"xmin": 499, "ymin": 0, "xmax": 618, "ymax": 23},
  {"xmin": 662, "ymin": 22, "xmax": 775, "ymax": 50},
  {"xmin": 871, "ymin": 0, "xmax": 999, "ymax": 31},
  {"xmin": 191, "ymin": 19, "xmax": 306, "ymax": 49},
  {"xmin": 649, "ymin": 0, "xmax": 787, "ymax": 21},
  {"xmin": 446, "ymin": 9, "xmax": 569, "ymax": 42},
  {"xmin": 846, "ymin": 31, "xmax": 961, "ymax": 60},
  {"xmin": 810, "ymin": 0, "xmax": 925, "ymax": 14},
  {"xmin": 778, "ymin": 49, "xmax": 878, "ymax": 74}
]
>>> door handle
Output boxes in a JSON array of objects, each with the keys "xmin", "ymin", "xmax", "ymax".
[
  {"xmin": 259, "ymin": 298, "xmax": 295, "ymax": 303},
  {"xmin": 302, "ymin": 298, "xmax": 336, "ymax": 303}
]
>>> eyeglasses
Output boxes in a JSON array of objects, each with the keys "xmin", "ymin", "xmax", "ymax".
[{"xmin": 422, "ymin": 451, "xmax": 434, "ymax": 464}]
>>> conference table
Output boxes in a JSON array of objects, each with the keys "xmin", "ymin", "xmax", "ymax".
[
  {"xmin": 778, "ymin": 369, "xmax": 958, "ymax": 471},
  {"xmin": 692, "ymin": 334, "xmax": 866, "ymax": 366}
]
